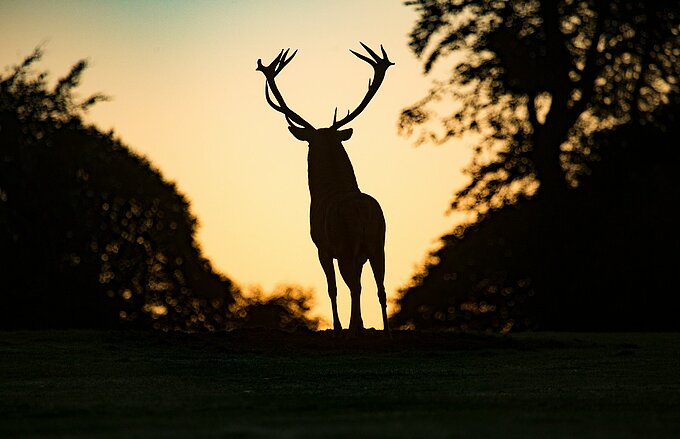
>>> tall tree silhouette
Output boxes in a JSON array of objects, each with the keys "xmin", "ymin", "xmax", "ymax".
[
  {"xmin": 400, "ymin": 0, "xmax": 679, "ymax": 212},
  {"xmin": 393, "ymin": 1, "xmax": 680, "ymax": 330},
  {"xmin": 392, "ymin": 96, "xmax": 680, "ymax": 331},
  {"xmin": 0, "ymin": 48, "xmax": 236, "ymax": 330}
]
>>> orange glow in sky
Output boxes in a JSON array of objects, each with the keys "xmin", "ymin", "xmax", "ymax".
[{"xmin": 1, "ymin": 0, "xmax": 473, "ymax": 329}]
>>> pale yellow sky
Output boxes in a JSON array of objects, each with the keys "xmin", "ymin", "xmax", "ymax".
[{"xmin": 1, "ymin": 0, "xmax": 473, "ymax": 329}]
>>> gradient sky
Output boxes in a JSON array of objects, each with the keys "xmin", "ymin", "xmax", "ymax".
[{"xmin": 1, "ymin": 0, "xmax": 473, "ymax": 329}]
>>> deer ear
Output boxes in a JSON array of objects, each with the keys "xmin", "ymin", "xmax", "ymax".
[
  {"xmin": 338, "ymin": 128, "xmax": 353, "ymax": 141},
  {"xmin": 288, "ymin": 125, "xmax": 310, "ymax": 141}
]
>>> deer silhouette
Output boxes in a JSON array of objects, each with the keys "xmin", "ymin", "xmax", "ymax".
[{"xmin": 256, "ymin": 43, "xmax": 393, "ymax": 336}]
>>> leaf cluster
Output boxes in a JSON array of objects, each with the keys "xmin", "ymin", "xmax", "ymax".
[{"xmin": 401, "ymin": 0, "xmax": 680, "ymax": 213}]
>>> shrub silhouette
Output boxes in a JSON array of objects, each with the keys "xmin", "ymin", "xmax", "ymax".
[
  {"xmin": 229, "ymin": 286, "xmax": 324, "ymax": 332},
  {"xmin": 0, "ymin": 48, "xmax": 236, "ymax": 330}
]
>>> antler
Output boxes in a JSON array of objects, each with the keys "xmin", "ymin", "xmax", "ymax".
[
  {"xmin": 331, "ymin": 43, "xmax": 394, "ymax": 129},
  {"xmin": 256, "ymin": 49, "xmax": 314, "ymax": 129}
]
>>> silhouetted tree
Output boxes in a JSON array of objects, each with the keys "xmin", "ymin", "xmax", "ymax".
[
  {"xmin": 400, "ymin": 0, "xmax": 679, "ymax": 211},
  {"xmin": 229, "ymin": 286, "xmax": 324, "ymax": 332},
  {"xmin": 392, "ymin": 95, "xmax": 680, "ymax": 331},
  {"xmin": 394, "ymin": 1, "xmax": 680, "ymax": 330},
  {"xmin": 0, "ymin": 48, "xmax": 236, "ymax": 330}
]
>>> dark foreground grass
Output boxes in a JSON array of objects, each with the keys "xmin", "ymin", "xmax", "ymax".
[{"xmin": 1, "ymin": 329, "xmax": 679, "ymax": 438}]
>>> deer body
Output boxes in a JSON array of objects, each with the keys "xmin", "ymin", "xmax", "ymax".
[{"xmin": 257, "ymin": 44, "xmax": 393, "ymax": 335}]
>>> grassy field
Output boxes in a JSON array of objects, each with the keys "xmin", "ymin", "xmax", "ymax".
[{"xmin": 1, "ymin": 329, "xmax": 679, "ymax": 438}]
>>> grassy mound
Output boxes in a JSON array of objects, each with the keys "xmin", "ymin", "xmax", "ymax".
[{"xmin": 1, "ymin": 330, "xmax": 679, "ymax": 438}]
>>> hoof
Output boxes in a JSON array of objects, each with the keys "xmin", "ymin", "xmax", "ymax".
[{"xmin": 347, "ymin": 326, "xmax": 364, "ymax": 338}]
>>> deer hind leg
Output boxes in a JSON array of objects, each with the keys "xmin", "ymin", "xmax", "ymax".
[
  {"xmin": 338, "ymin": 257, "xmax": 364, "ymax": 335},
  {"xmin": 369, "ymin": 250, "xmax": 390, "ymax": 336},
  {"xmin": 318, "ymin": 250, "xmax": 342, "ymax": 333}
]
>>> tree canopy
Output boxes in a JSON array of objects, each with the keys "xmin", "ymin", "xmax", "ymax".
[
  {"xmin": 392, "ymin": 94, "xmax": 680, "ymax": 331},
  {"xmin": 0, "ymin": 48, "xmax": 236, "ymax": 330},
  {"xmin": 400, "ymin": 0, "xmax": 679, "ymax": 213},
  {"xmin": 392, "ymin": 0, "xmax": 680, "ymax": 331}
]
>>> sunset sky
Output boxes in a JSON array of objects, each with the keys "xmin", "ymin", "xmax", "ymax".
[{"xmin": 1, "ymin": 0, "xmax": 474, "ymax": 329}]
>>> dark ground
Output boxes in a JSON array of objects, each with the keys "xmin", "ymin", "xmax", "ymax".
[{"xmin": 1, "ymin": 329, "xmax": 679, "ymax": 438}]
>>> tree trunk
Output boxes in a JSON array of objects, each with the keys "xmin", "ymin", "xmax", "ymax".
[{"xmin": 529, "ymin": 101, "xmax": 572, "ymax": 329}]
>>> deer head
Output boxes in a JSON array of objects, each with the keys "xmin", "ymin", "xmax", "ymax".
[{"xmin": 256, "ymin": 43, "xmax": 394, "ymax": 145}]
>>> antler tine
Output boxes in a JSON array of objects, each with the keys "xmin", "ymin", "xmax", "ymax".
[
  {"xmin": 331, "ymin": 43, "xmax": 394, "ymax": 129},
  {"xmin": 380, "ymin": 44, "xmax": 389, "ymax": 61},
  {"xmin": 349, "ymin": 48, "xmax": 376, "ymax": 66},
  {"xmin": 275, "ymin": 48, "xmax": 286, "ymax": 64},
  {"xmin": 257, "ymin": 49, "xmax": 285, "ymax": 74},
  {"xmin": 275, "ymin": 49, "xmax": 298, "ymax": 75},
  {"xmin": 257, "ymin": 49, "xmax": 314, "ymax": 129},
  {"xmin": 359, "ymin": 41, "xmax": 380, "ymax": 61}
]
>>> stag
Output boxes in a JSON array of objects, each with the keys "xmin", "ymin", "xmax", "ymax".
[{"xmin": 256, "ymin": 43, "xmax": 393, "ymax": 336}]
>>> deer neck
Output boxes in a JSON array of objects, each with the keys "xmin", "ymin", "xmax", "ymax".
[{"xmin": 307, "ymin": 144, "xmax": 360, "ymax": 203}]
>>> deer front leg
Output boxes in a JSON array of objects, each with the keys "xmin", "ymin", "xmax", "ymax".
[
  {"xmin": 339, "ymin": 258, "xmax": 364, "ymax": 335},
  {"xmin": 318, "ymin": 249, "xmax": 342, "ymax": 333}
]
